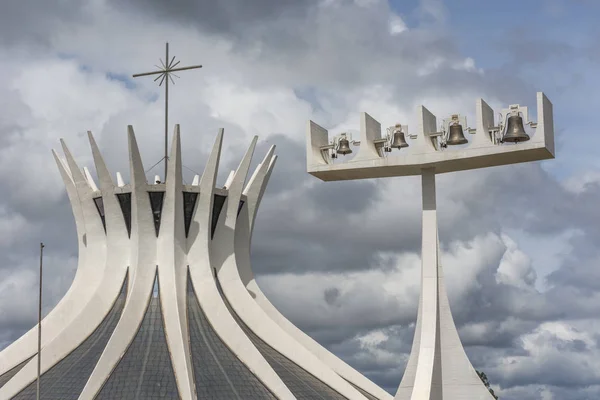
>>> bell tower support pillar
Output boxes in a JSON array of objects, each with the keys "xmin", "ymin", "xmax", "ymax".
[{"xmin": 395, "ymin": 168, "xmax": 495, "ymax": 400}]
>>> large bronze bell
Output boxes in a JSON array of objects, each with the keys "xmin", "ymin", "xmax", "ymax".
[
  {"xmin": 337, "ymin": 137, "xmax": 352, "ymax": 155},
  {"xmin": 446, "ymin": 123, "xmax": 468, "ymax": 146},
  {"xmin": 390, "ymin": 125, "xmax": 409, "ymax": 149},
  {"xmin": 502, "ymin": 115, "xmax": 530, "ymax": 143}
]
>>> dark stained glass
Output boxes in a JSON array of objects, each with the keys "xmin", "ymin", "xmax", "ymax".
[
  {"xmin": 0, "ymin": 357, "xmax": 31, "ymax": 389},
  {"xmin": 96, "ymin": 275, "xmax": 179, "ymax": 400},
  {"xmin": 12, "ymin": 274, "xmax": 128, "ymax": 400},
  {"xmin": 215, "ymin": 277, "xmax": 348, "ymax": 400},
  {"xmin": 187, "ymin": 273, "xmax": 277, "ymax": 399},
  {"xmin": 211, "ymin": 194, "xmax": 227, "ymax": 239},
  {"xmin": 116, "ymin": 193, "xmax": 132, "ymax": 238},
  {"xmin": 183, "ymin": 192, "xmax": 198, "ymax": 238},
  {"xmin": 93, "ymin": 197, "xmax": 106, "ymax": 233},
  {"xmin": 148, "ymin": 191, "xmax": 165, "ymax": 237}
]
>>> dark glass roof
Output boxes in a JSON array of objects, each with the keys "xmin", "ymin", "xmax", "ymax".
[
  {"xmin": 215, "ymin": 276, "xmax": 348, "ymax": 400},
  {"xmin": 96, "ymin": 275, "xmax": 179, "ymax": 400},
  {"xmin": 187, "ymin": 275, "xmax": 277, "ymax": 399},
  {"xmin": 12, "ymin": 273, "xmax": 128, "ymax": 400}
]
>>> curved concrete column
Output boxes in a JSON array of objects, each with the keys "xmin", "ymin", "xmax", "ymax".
[
  {"xmin": 214, "ymin": 138, "xmax": 368, "ymax": 400},
  {"xmin": 237, "ymin": 154, "xmax": 393, "ymax": 400},
  {"xmin": 156, "ymin": 125, "xmax": 196, "ymax": 400},
  {"xmin": 187, "ymin": 130, "xmax": 295, "ymax": 400},
  {"xmin": 0, "ymin": 140, "xmax": 127, "ymax": 400},
  {"xmin": 78, "ymin": 126, "xmax": 160, "ymax": 400},
  {"xmin": 0, "ymin": 150, "xmax": 97, "ymax": 376}
]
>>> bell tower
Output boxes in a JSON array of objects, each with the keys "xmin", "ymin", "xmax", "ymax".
[{"xmin": 306, "ymin": 92, "xmax": 555, "ymax": 399}]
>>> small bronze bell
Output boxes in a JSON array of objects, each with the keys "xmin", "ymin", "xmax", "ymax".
[
  {"xmin": 390, "ymin": 125, "xmax": 409, "ymax": 149},
  {"xmin": 502, "ymin": 115, "xmax": 530, "ymax": 143},
  {"xmin": 446, "ymin": 123, "xmax": 468, "ymax": 146},
  {"xmin": 337, "ymin": 138, "xmax": 352, "ymax": 155}
]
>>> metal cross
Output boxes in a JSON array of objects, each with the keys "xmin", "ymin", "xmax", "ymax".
[{"xmin": 132, "ymin": 42, "xmax": 203, "ymax": 179}]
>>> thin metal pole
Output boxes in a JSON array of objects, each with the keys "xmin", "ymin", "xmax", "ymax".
[
  {"xmin": 164, "ymin": 42, "xmax": 169, "ymax": 180},
  {"xmin": 36, "ymin": 242, "xmax": 45, "ymax": 400}
]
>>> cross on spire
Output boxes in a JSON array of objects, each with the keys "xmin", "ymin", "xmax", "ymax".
[{"xmin": 132, "ymin": 42, "xmax": 203, "ymax": 179}]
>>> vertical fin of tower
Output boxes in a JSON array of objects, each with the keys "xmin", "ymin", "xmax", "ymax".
[
  {"xmin": 235, "ymin": 145, "xmax": 275, "ymax": 286},
  {"xmin": 396, "ymin": 168, "xmax": 440, "ymax": 400},
  {"xmin": 88, "ymin": 131, "xmax": 130, "ymax": 265},
  {"xmin": 157, "ymin": 125, "xmax": 196, "ymax": 399},
  {"xmin": 187, "ymin": 130, "xmax": 296, "ymax": 400},
  {"xmin": 395, "ymin": 167, "xmax": 495, "ymax": 400},
  {"xmin": 78, "ymin": 127, "xmax": 160, "ymax": 400},
  {"xmin": 436, "ymin": 233, "xmax": 495, "ymax": 398},
  {"xmin": 214, "ymin": 138, "xmax": 369, "ymax": 400}
]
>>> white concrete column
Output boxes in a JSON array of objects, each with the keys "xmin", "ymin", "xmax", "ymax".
[
  {"xmin": 215, "ymin": 138, "xmax": 368, "ymax": 400},
  {"xmin": 157, "ymin": 125, "xmax": 196, "ymax": 400},
  {"xmin": 395, "ymin": 168, "xmax": 494, "ymax": 400},
  {"xmin": 0, "ymin": 150, "xmax": 97, "ymax": 376},
  {"xmin": 410, "ymin": 168, "xmax": 441, "ymax": 400},
  {"xmin": 186, "ymin": 131, "xmax": 295, "ymax": 400}
]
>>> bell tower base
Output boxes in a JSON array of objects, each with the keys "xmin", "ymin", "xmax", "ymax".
[{"xmin": 394, "ymin": 168, "xmax": 495, "ymax": 400}]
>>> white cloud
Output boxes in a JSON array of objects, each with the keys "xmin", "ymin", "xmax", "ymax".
[
  {"xmin": 389, "ymin": 14, "xmax": 408, "ymax": 36},
  {"xmin": 496, "ymin": 233, "xmax": 537, "ymax": 290}
]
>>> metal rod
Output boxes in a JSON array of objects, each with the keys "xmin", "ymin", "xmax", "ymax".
[
  {"xmin": 166, "ymin": 64, "xmax": 203, "ymax": 73},
  {"xmin": 164, "ymin": 42, "xmax": 169, "ymax": 180},
  {"xmin": 131, "ymin": 64, "xmax": 202, "ymax": 78},
  {"xmin": 132, "ymin": 70, "xmax": 165, "ymax": 78},
  {"xmin": 36, "ymin": 242, "xmax": 45, "ymax": 400}
]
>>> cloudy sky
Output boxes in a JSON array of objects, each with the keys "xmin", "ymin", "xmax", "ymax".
[{"xmin": 1, "ymin": 0, "xmax": 599, "ymax": 398}]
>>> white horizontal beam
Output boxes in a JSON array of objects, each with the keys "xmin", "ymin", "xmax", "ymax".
[{"xmin": 307, "ymin": 92, "xmax": 554, "ymax": 181}]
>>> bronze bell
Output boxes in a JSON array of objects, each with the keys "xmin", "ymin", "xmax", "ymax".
[
  {"xmin": 390, "ymin": 125, "xmax": 409, "ymax": 149},
  {"xmin": 337, "ymin": 138, "xmax": 352, "ymax": 155},
  {"xmin": 446, "ymin": 123, "xmax": 468, "ymax": 146},
  {"xmin": 502, "ymin": 115, "xmax": 530, "ymax": 143}
]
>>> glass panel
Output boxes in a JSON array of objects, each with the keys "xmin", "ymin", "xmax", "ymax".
[
  {"xmin": 93, "ymin": 197, "xmax": 106, "ymax": 233},
  {"xmin": 187, "ymin": 273, "xmax": 277, "ymax": 399},
  {"xmin": 148, "ymin": 192, "xmax": 165, "ymax": 237},
  {"xmin": 0, "ymin": 357, "xmax": 32, "ymax": 389},
  {"xmin": 116, "ymin": 193, "xmax": 132, "ymax": 238},
  {"xmin": 237, "ymin": 200, "xmax": 245, "ymax": 217},
  {"xmin": 211, "ymin": 194, "xmax": 227, "ymax": 239},
  {"xmin": 215, "ymin": 278, "xmax": 348, "ymax": 400},
  {"xmin": 96, "ymin": 275, "xmax": 179, "ymax": 400},
  {"xmin": 183, "ymin": 192, "xmax": 198, "ymax": 238},
  {"xmin": 12, "ymin": 274, "xmax": 129, "ymax": 400}
]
